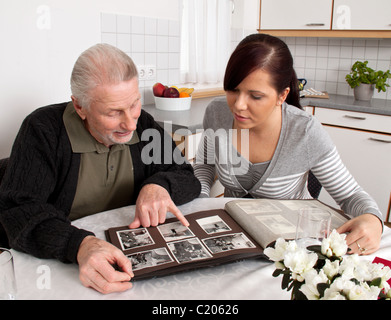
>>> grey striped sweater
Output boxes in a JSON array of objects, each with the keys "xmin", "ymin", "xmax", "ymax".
[{"xmin": 194, "ymin": 97, "xmax": 382, "ymax": 221}]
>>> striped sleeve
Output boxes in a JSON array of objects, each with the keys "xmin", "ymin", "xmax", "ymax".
[
  {"xmin": 193, "ymin": 134, "xmax": 216, "ymax": 197},
  {"xmin": 311, "ymin": 147, "xmax": 382, "ymax": 220}
]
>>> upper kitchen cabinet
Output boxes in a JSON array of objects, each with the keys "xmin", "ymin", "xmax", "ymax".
[
  {"xmin": 258, "ymin": 0, "xmax": 391, "ymax": 37},
  {"xmin": 333, "ymin": 0, "xmax": 391, "ymax": 30},
  {"xmin": 260, "ymin": 0, "xmax": 332, "ymax": 30}
]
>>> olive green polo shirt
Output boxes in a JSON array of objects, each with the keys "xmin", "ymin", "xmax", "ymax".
[{"xmin": 63, "ymin": 102, "xmax": 139, "ymax": 221}]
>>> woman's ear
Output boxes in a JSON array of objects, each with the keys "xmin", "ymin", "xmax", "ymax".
[{"xmin": 278, "ymin": 87, "xmax": 290, "ymax": 105}]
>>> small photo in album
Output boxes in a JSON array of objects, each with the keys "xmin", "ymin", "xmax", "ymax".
[{"xmin": 117, "ymin": 228, "xmax": 154, "ymax": 251}]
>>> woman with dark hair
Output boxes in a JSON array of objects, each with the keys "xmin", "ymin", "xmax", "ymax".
[{"xmin": 194, "ymin": 33, "xmax": 383, "ymax": 255}]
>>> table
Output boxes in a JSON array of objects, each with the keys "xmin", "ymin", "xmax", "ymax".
[{"xmin": 12, "ymin": 198, "xmax": 391, "ymax": 300}]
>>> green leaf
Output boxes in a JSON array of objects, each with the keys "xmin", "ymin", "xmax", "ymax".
[
  {"xmin": 282, "ymin": 272, "xmax": 292, "ymax": 290},
  {"xmin": 370, "ymin": 277, "xmax": 382, "ymax": 287},
  {"xmin": 272, "ymin": 268, "xmax": 283, "ymax": 277},
  {"xmin": 346, "ymin": 60, "xmax": 391, "ymax": 91}
]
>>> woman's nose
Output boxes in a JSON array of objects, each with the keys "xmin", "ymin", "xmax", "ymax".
[{"xmin": 234, "ymin": 93, "xmax": 247, "ymax": 111}]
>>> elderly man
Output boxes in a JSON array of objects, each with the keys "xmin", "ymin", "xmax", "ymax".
[{"xmin": 0, "ymin": 44, "xmax": 200, "ymax": 294}]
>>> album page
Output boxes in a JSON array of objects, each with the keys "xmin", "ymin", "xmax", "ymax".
[
  {"xmin": 106, "ymin": 209, "xmax": 264, "ymax": 280},
  {"xmin": 224, "ymin": 199, "xmax": 349, "ymax": 249}
]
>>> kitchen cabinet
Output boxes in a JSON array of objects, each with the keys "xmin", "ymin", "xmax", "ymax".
[
  {"xmin": 260, "ymin": 0, "xmax": 332, "ymax": 30},
  {"xmin": 314, "ymin": 108, "xmax": 391, "ymax": 222},
  {"xmin": 258, "ymin": 0, "xmax": 391, "ymax": 38},
  {"xmin": 333, "ymin": 0, "xmax": 391, "ymax": 30}
]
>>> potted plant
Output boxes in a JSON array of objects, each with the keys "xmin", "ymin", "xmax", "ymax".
[{"xmin": 345, "ymin": 60, "xmax": 391, "ymax": 101}]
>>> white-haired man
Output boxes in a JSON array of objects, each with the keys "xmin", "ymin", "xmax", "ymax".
[{"xmin": 0, "ymin": 44, "xmax": 201, "ymax": 294}]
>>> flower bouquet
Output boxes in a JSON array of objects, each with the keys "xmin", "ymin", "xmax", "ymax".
[{"xmin": 264, "ymin": 230, "xmax": 391, "ymax": 300}]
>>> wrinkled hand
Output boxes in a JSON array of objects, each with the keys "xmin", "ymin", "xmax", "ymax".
[
  {"xmin": 129, "ymin": 184, "xmax": 189, "ymax": 229},
  {"xmin": 77, "ymin": 236, "xmax": 134, "ymax": 294},
  {"xmin": 337, "ymin": 213, "xmax": 383, "ymax": 255}
]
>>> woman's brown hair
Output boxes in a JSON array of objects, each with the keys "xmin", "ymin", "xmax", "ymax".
[{"xmin": 224, "ymin": 33, "xmax": 302, "ymax": 109}]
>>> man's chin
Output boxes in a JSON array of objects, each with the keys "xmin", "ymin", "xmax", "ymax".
[{"xmin": 110, "ymin": 132, "xmax": 133, "ymax": 145}]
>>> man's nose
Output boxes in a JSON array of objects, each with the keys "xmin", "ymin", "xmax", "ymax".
[{"xmin": 121, "ymin": 109, "xmax": 139, "ymax": 131}]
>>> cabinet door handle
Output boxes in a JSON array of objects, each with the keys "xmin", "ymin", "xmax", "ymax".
[
  {"xmin": 369, "ymin": 137, "xmax": 391, "ymax": 144},
  {"xmin": 343, "ymin": 114, "xmax": 367, "ymax": 120},
  {"xmin": 306, "ymin": 23, "xmax": 325, "ymax": 26}
]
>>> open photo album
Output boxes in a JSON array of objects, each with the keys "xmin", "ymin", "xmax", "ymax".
[{"xmin": 105, "ymin": 199, "xmax": 349, "ymax": 280}]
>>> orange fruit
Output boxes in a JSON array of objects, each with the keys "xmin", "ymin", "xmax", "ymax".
[{"xmin": 179, "ymin": 92, "xmax": 190, "ymax": 98}]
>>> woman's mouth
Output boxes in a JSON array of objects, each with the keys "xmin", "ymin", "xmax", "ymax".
[{"xmin": 234, "ymin": 113, "xmax": 249, "ymax": 122}]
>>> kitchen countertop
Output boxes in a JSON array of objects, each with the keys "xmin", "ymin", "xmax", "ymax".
[
  {"xmin": 142, "ymin": 94, "xmax": 391, "ymax": 136},
  {"xmin": 302, "ymin": 94, "xmax": 391, "ymax": 116}
]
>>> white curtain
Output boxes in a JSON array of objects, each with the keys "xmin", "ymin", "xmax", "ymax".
[{"xmin": 180, "ymin": 0, "xmax": 232, "ymax": 84}]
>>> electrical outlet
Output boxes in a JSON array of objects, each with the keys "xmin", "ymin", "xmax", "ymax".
[
  {"xmin": 146, "ymin": 65, "xmax": 156, "ymax": 80},
  {"xmin": 138, "ymin": 65, "xmax": 147, "ymax": 80}
]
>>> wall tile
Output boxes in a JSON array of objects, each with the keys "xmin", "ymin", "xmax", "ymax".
[
  {"xmin": 101, "ymin": 13, "xmax": 116, "ymax": 33},
  {"xmin": 101, "ymin": 14, "xmax": 181, "ymax": 104}
]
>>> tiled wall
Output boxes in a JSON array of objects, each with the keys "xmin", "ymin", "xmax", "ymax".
[
  {"xmin": 101, "ymin": 13, "xmax": 181, "ymax": 105},
  {"xmin": 284, "ymin": 37, "xmax": 391, "ymax": 100},
  {"xmin": 102, "ymin": 13, "xmax": 391, "ymax": 103},
  {"xmin": 232, "ymin": 30, "xmax": 391, "ymax": 101}
]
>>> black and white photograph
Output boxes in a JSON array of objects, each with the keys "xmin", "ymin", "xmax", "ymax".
[
  {"xmin": 117, "ymin": 228, "xmax": 154, "ymax": 251},
  {"xmin": 167, "ymin": 238, "xmax": 212, "ymax": 263},
  {"xmin": 255, "ymin": 215, "xmax": 297, "ymax": 235},
  {"xmin": 196, "ymin": 215, "xmax": 231, "ymax": 234},
  {"xmin": 236, "ymin": 200, "xmax": 282, "ymax": 214},
  {"xmin": 157, "ymin": 221, "xmax": 195, "ymax": 242},
  {"xmin": 127, "ymin": 248, "xmax": 173, "ymax": 271},
  {"xmin": 203, "ymin": 233, "xmax": 256, "ymax": 254}
]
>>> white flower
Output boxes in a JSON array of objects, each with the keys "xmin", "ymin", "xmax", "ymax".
[
  {"xmin": 339, "ymin": 254, "xmax": 361, "ymax": 279},
  {"xmin": 322, "ymin": 259, "xmax": 340, "ymax": 280},
  {"xmin": 283, "ymin": 247, "xmax": 318, "ymax": 282},
  {"xmin": 300, "ymin": 269, "xmax": 329, "ymax": 300},
  {"xmin": 264, "ymin": 238, "xmax": 289, "ymax": 262},
  {"xmin": 321, "ymin": 229, "xmax": 348, "ymax": 257},
  {"xmin": 322, "ymin": 277, "xmax": 381, "ymax": 300},
  {"xmin": 264, "ymin": 238, "xmax": 298, "ymax": 263}
]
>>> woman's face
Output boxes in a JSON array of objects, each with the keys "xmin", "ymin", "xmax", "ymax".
[{"xmin": 226, "ymin": 68, "xmax": 289, "ymax": 131}]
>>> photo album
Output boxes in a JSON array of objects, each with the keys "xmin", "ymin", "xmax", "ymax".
[{"xmin": 105, "ymin": 199, "xmax": 349, "ymax": 280}]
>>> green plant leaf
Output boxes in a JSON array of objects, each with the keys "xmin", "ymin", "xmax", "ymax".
[
  {"xmin": 346, "ymin": 60, "xmax": 390, "ymax": 91},
  {"xmin": 370, "ymin": 277, "xmax": 382, "ymax": 287}
]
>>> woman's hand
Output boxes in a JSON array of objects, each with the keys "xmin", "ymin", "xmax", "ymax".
[{"xmin": 337, "ymin": 213, "xmax": 383, "ymax": 255}]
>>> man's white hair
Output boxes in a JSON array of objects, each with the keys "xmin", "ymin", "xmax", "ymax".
[{"xmin": 70, "ymin": 43, "xmax": 138, "ymax": 108}]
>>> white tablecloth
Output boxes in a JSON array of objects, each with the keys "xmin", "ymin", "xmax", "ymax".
[{"xmin": 12, "ymin": 198, "xmax": 391, "ymax": 300}]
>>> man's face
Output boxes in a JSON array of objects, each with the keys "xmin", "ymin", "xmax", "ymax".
[{"xmin": 74, "ymin": 77, "xmax": 142, "ymax": 147}]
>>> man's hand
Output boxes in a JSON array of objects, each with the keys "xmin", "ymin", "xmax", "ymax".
[
  {"xmin": 337, "ymin": 213, "xmax": 383, "ymax": 255},
  {"xmin": 77, "ymin": 236, "xmax": 134, "ymax": 294},
  {"xmin": 129, "ymin": 184, "xmax": 189, "ymax": 229}
]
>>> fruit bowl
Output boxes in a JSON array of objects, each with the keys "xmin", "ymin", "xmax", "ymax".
[{"xmin": 154, "ymin": 96, "xmax": 192, "ymax": 111}]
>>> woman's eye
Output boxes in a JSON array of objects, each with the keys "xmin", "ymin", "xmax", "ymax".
[{"xmin": 251, "ymin": 95, "xmax": 262, "ymax": 100}]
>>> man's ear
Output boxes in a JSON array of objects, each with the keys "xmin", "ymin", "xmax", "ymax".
[{"xmin": 71, "ymin": 96, "xmax": 87, "ymax": 120}]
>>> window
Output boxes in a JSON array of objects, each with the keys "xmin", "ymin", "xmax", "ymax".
[{"xmin": 180, "ymin": 0, "xmax": 232, "ymax": 86}]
